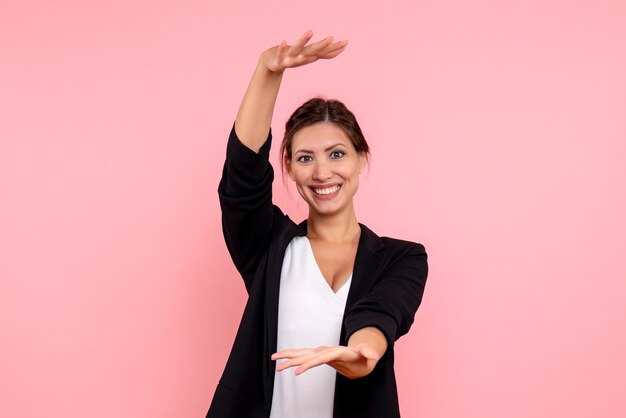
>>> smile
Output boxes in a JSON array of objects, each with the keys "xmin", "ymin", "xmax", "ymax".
[{"xmin": 311, "ymin": 185, "xmax": 342, "ymax": 195}]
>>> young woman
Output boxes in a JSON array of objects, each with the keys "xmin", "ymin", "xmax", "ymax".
[{"xmin": 207, "ymin": 31, "xmax": 428, "ymax": 418}]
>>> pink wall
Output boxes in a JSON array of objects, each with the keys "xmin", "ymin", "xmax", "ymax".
[{"xmin": 2, "ymin": 1, "xmax": 625, "ymax": 417}]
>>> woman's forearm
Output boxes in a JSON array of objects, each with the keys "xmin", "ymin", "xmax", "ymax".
[{"xmin": 234, "ymin": 55, "xmax": 284, "ymax": 153}]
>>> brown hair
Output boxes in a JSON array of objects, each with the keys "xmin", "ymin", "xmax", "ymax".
[{"xmin": 280, "ymin": 98, "xmax": 370, "ymax": 172}]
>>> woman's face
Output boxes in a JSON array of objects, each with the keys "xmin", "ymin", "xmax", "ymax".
[{"xmin": 286, "ymin": 122, "xmax": 367, "ymax": 218}]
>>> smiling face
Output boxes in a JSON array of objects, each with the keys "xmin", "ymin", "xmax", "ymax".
[{"xmin": 286, "ymin": 122, "xmax": 367, "ymax": 218}]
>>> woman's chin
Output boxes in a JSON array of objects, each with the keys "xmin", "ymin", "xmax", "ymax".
[{"xmin": 308, "ymin": 199, "xmax": 351, "ymax": 218}]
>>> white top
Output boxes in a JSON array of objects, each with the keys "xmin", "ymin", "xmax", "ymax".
[{"xmin": 269, "ymin": 236, "xmax": 352, "ymax": 418}]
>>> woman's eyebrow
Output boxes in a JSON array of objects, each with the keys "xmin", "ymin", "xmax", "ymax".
[
  {"xmin": 294, "ymin": 143, "xmax": 346, "ymax": 154},
  {"xmin": 324, "ymin": 143, "xmax": 347, "ymax": 151}
]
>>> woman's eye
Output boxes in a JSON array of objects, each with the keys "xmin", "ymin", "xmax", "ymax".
[
  {"xmin": 297, "ymin": 155, "xmax": 312, "ymax": 163},
  {"xmin": 330, "ymin": 151, "xmax": 345, "ymax": 159}
]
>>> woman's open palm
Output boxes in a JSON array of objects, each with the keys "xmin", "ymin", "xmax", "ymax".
[
  {"xmin": 272, "ymin": 343, "xmax": 380, "ymax": 379},
  {"xmin": 263, "ymin": 30, "xmax": 348, "ymax": 73}
]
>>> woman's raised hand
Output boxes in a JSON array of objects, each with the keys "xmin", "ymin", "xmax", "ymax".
[
  {"xmin": 234, "ymin": 30, "xmax": 347, "ymax": 151},
  {"xmin": 263, "ymin": 31, "xmax": 348, "ymax": 73}
]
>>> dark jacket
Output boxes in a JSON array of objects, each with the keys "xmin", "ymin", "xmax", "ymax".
[{"xmin": 207, "ymin": 127, "xmax": 428, "ymax": 418}]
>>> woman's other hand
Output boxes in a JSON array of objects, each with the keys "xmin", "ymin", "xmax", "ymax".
[
  {"xmin": 262, "ymin": 30, "xmax": 348, "ymax": 73},
  {"xmin": 271, "ymin": 343, "xmax": 380, "ymax": 379}
]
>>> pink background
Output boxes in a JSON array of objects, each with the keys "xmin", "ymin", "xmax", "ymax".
[{"xmin": 2, "ymin": 1, "xmax": 625, "ymax": 417}]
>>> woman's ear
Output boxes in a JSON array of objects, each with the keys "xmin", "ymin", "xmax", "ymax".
[{"xmin": 284, "ymin": 154, "xmax": 295, "ymax": 181}]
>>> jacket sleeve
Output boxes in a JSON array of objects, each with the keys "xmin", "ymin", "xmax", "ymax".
[
  {"xmin": 343, "ymin": 243, "xmax": 428, "ymax": 350},
  {"xmin": 217, "ymin": 125, "xmax": 283, "ymax": 292}
]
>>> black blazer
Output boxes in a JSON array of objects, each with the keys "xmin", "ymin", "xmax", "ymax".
[{"xmin": 207, "ymin": 127, "xmax": 428, "ymax": 418}]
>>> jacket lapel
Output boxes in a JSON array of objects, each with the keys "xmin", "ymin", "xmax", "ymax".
[
  {"xmin": 344, "ymin": 223, "xmax": 385, "ymax": 314},
  {"xmin": 265, "ymin": 217, "xmax": 307, "ymax": 401}
]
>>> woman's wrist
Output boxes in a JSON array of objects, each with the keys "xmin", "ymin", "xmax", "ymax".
[
  {"xmin": 347, "ymin": 327, "xmax": 388, "ymax": 358},
  {"xmin": 259, "ymin": 48, "xmax": 285, "ymax": 74}
]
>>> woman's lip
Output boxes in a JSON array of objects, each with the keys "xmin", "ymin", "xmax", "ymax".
[
  {"xmin": 309, "ymin": 183, "xmax": 342, "ymax": 189},
  {"xmin": 309, "ymin": 184, "xmax": 343, "ymax": 199}
]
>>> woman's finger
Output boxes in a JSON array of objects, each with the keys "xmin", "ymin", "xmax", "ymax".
[
  {"xmin": 319, "ymin": 45, "xmax": 347, "ymax": 60},
  {"xmin": 354, "ymin": 344, "xmax": 380, "ymax": 361},
  {"xmin": 271, "ymin": 41, "xmax": 289, "ymax": 69},
  {"xmin": 277, "ymin": 40, "xmax": 288, "ymax": 55},
  {"xmin": 289, "ymin": 30, "xmax": 314, "ymax": 55},
  {"xmin": 322, "ymin": 40, "xmax": 349, "ymax": 54},
  {"xmin": 303, "ymin": 35, "xmax": 334, "ymax": 55},
  {"xmin": 298, "ymin": 37, "xmax": 337, "ymax": 62},
  {"xmin": 318, "ymin": 39, "xmax": 348, "ymax": 53},
  {"xmin": 294, "ymin": 347, "xmax": 351, "ymax": 375},
  {"xmin": 271, "ymin": 348, "xmax": 313, "ymax": 360},
  {"xmin": 275, "ymin": 349, "xmax": 326, "ymax": 371},
  {"xmin": 276, "ymin": 354, "xmax": 317, "ymax": 372}
]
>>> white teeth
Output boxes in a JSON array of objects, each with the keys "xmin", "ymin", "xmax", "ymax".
[{"xmin": 313, "ymin": 185, "xmax": 341, "ymax": 195}]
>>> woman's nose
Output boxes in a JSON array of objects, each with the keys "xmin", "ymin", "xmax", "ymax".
[{"xmin": 312, "ymin": 161, "xmax": 332, "ymax": 181}]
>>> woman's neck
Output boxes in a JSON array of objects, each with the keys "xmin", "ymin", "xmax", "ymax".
[{"xmin": 306, "ymin": 207, "xmax": 361, "ymax": 244}]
